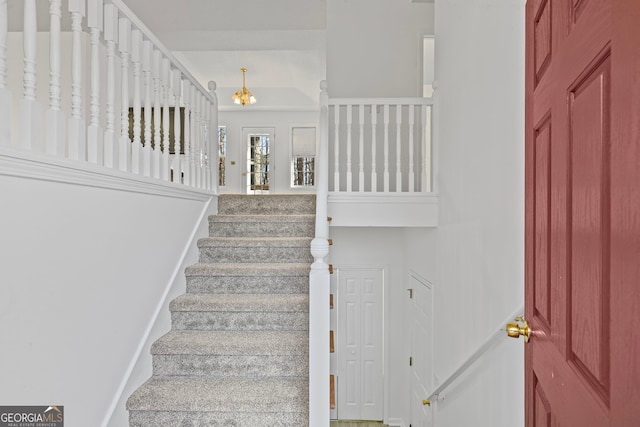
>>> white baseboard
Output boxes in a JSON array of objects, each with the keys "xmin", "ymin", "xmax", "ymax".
[{"xmin": 387, "ymin": 417, "xmax": 406, "ymax": 427}]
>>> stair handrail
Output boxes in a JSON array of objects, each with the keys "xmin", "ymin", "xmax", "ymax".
[
  {"xmin": 425, "ymin": 304, "xmax": 524, "ymax": 404},
  {"xmin": 308, "ymin": 80, "xmax": 330, "ymax": 427}
]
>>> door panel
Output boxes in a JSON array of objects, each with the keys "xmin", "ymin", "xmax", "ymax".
[
  {"xmin": 337, "ymin": 269, "xmax": 384, "ymax": 421},
  {"xmin": 525, "ymin": 0, "xmax": 640, "ymax": 425}
]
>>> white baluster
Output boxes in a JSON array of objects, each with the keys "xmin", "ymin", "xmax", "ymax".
[
  {"xmin": 383, "ymin": 104, "xmax": 390, "ymax": 192},
  {"xmin": 208, "ymin": 81, "xmax": 218, "ymax": 193},
  {"xmin": 358, "ymin": 104, "xmax": 364, "ymax": 192},
  {"xmin": 408, "ymin": 104, "xmax": 415, "ymax": 192},
  {"xmin": 103, "ymin": 4, "xmax": 117, "ymax": 169},
  {"xmin": 161, "ymin": 58, "xmax": 171, "ymax": 181},
  {"xmin": 171, "ymin": 69, "xmax": 182, "ymax": 183},
  {"xmin": 192, "ymin": 88, "xmax": 201, "ymax": 188},
  {"xmin": 19, "ymin": 0, "xmax": 39, "ymax": 150},
  {"xmin": 346, "ymin": 105, "xmax": 352, "ymax": 192},
  {"xmin": 45, "ymin": 0, "xmax": 65, "ymax": 155},
  {"xmin": 87, "ymin": 0, "xmax": 103, "ymax": 164},
  {"xmin": 182, "ymin": 80, "xmax": 191, "ymax": 186},
  {"xmin": 0, "ymin": 0, "xmax": 9, "ymax": 144},
  {"xmin": 197, "ymin": 92, "xmax": 204, "ymax": 188},
  {"xmin": 68, "ymin": 0, "xmax": 86, "ymax": 160},
  {"xmin": 371, "ymin": 104, "xmax": 377, "ymax": 192},
  {"xmin": 395, "ymin": 104, "xmax": 402, "ymax": 192},
  {"xmin": 203, "ymin": 96, "xmax": 210, "ymax": 190},
  {"xmin": 423, "ymin": 104, "xmax": 431, "ymax": 192},
  {"xmin": 189, "ymin": 83, "xmax": 197, "ymax": 187},
  {"xmin": 118, "ymin": 16, "xmax": 131, "ymax": 172},
  {"xmin": 130, "ymin": 29, "xmax": 142, "ymax": 174},
  {"xmin": 151, "ymin": 49, "xmax": 161, "ymax": 178},
  {"xmin": 141, "ymin": 40, "xmax": 152, "ymax": 177},
  {"xmin": 333, "ymin": 104, "xmax": 339, "ymax": 191}
]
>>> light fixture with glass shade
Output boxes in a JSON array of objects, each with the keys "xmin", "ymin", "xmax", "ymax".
[{"xmin": 232, "ymin": 67, "xmax": 257, "ymax": 106}]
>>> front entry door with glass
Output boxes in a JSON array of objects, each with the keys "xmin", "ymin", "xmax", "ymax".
[{"xmin": 243, "ymin": 128, "xmax": 274, "ymax": 194}]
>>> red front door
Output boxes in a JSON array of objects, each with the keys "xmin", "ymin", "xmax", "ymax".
[{"xmin": 525, "ymin": 0, "xmax": 640, "ymax": 425}]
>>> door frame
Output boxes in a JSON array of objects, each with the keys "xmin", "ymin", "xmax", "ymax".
[
  {"xmin": 241, "ymin": 127, "xmax": 275, "ymax": 194},
  {"xmin": 331, "ymin": 265, "xmax": 389, "ymax": 422}
]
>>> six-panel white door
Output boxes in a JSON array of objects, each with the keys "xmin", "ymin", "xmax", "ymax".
[{"xmin": 337, "ymin": 268, "xmax": 384, "ymax": 420}]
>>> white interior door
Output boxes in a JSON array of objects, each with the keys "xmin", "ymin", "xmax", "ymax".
[
  {"xmin": 410, "ymin": 273, "xmax": 433, "ymax": 427},
  {"xmin": 337, "ymin": 268, "xmax": 384, "ymax": 421},
  {"xmin": 242, "ymin": 127, "xmax": 274, "ymax": 194}
]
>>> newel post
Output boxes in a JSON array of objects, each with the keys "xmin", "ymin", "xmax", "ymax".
[{"xmin": 309, "ymin": 80, "xmax": 330, "ymax": 427}]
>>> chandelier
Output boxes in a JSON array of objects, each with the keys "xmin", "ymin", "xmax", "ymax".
[{"xmin": 232, "ymin": 67, "xmax": 257, "ymax": 106}]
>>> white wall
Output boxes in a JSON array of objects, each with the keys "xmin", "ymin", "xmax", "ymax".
[
  {"xmin": 329, "ymin": 228, "xmax": 410, "ymax": 425},
  {"xmin": 326, "ymin": 0, "xmax": 434, "ymax": 98},
  {"xmin": 400, "ymin": 0, "xmax": 526, "ymax": 426},
  {"xmin": 0, "ymin": 155, "xmax": 214, "ymax": 427},
  {"xmin": 218, "ymin": 110, "xmax": 319, "ymax": 194}
]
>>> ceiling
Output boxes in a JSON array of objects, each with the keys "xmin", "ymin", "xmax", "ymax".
[{"xmin": 122, "ymin": 0, "xmax": 328, "ymax": 108}]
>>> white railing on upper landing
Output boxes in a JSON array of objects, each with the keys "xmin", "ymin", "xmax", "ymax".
[
  {"xmin": 0, "ymin": 0, "xmax": 218, "ymax": 191},
  {"xmin": 328, "ymin": 96, "xmax": 434, "ymax": 194}
]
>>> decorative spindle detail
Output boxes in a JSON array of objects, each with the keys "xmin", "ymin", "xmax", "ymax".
[
  {"xmin": 370, "ymin": 104, "xmax": 377, "ymax": 192},
  {"xmin": 333, "ymin": 104, "xmax": 340, "ymax": 191},
  {"xmin": 103, "ymin": 3, "xmax": 118, "ymax": 168},
  {"xmin": 131, "ymin": 29, "xmax": 142, "ymax": 174},
  {"xmin": 171, "ymin": 70, "xmax": 182, "ymax": 183},
  {"xmin": 192, "ymin": 87, "xmax": 201, "ymax": 188},
  {"xmin": 161, "ymin": 58, "xmax": 171, "ymax": 181},
  {"xmin": 408, "ymin": 104, "xmax": 415, "ymax": 192},
  {"xmin": 19, "ymin": 0, "xmax": 39, "ymax": 150},
  {"xmin": 395, "ymin": 104, "xmax": 402, "ymax": 192},
  {"xmin": 182, "ymin": 80, "xmax": 191, "ymax": 186},
  {"xmin": 142, "ymin": 40, "xmax": 152, "ymax": 177},
  {"xmin": 45, "ymin": 0, "xmax": 65, "ymax": 156},
  {"xmin": 87, "ymin": 0, "xmax": 103, "ymax": 164},
  {"xmin": 383, "ymin": 104, "xmax": 390, "ymax": 192},
  {"xmin": 423, "ymin": 105, "xmax": 430, "ymax": 192},
  {"xmin": 118, "ymin": 16, "xmax": 131, "ymax": 171},
  {"xmin": 189, "ymin": 83, "xmax": 197, "ymax": 187},
  {"xmin": 208, "ymin": 80, "xmax": 218, "ymax": 192},
  {"xmin": 67, "ymin": 0, "xmax": 86, "ymax": 160},
  {"xmin": 358, "ymin": 104, "xmax": 365, "ymax": 192},
  {"xmin": 152, "ymin": 49, "xmax": 161, "ymax": 179},
  {"xmin": 346, "ymin": 104, "xmax": 352, "ymax": 192}
]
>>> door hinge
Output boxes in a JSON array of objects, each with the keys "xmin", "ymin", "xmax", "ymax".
[
  {"xmin": 409, "ymin": 356, "xmax": 413, "ymax": 366},
  {"xmin": 407, "ymin": 288, "xmax": 413, "ymax": 299}
]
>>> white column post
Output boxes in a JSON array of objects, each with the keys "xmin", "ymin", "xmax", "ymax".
[
  {"xmin": 309, "ymin": 79, "xmax": 330, "ymax": 427},
  {"xmin": 19, "ymin": 0, "xmax": 39, "ymax": 150},
  {"xmin": 189, "ymin": 83, "xmax": 197, "ymax": 187},
  {"xmin": 0, "ymin": 0, "xmax": 9, "ymax": 145},
  {"xmin": 45, "ymin": 0, "xmax": 66, "ymax": 156},
  {"xmin": 103, "ymin": 3, "xmax": 117, "ymax": 169},
  {"xmin": 67, "ymin": 0, "xmax": 86, "ymax": 160},
  {"xmin": 87, "ymin": 0, "xmax": 103, "ymax": 164},
  {"xmin": 333, "ymin": 104, "xmax": 340, "ymax": 192},
  {"xmin": 118, "ymin": 16, "xmax": 131, "ymax": 172}
]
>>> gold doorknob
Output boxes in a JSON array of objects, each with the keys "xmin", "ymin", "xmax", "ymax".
[
  {"xmin": 506, "ymin": 316, "xmax": 531, "ymax": 342},
  {"xmin": 422, "ymin": 399, "xmax": 431, "ymax": 406}
]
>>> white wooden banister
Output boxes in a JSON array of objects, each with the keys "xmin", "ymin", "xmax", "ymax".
[
  {"xmin": 309, "ymin": 80, "xmax": 330, "ymax": 427},
  {"xmin": 4, "ymin": 0, "xmax": 218, "ymax": 191},
  {"xmin": 328, "ymin": 98, "xmax": 434, "ymax": 194}
]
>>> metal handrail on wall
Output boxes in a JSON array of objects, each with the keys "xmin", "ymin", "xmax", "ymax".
[{"xmin": 425, "ymin": 304, "xmax": 524, "ymax": 405}]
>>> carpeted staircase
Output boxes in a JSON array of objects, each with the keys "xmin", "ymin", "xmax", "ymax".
[{"xmin": 127, "ymin": 194, "xmax": 315, "ymax": 426}]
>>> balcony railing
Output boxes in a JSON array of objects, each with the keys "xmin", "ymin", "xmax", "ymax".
[{"xmin": 0, "ymin": 0, "xmax": 217, "ymax": 191}]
